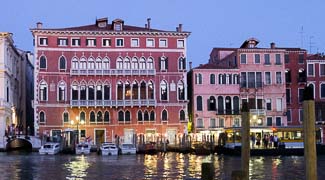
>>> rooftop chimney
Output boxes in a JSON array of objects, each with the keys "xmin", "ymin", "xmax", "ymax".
[
  {"xmin": 36, "ymin": 22, "xmax": 43, "ymax": 29},
  {"xmin": 147, "ymin": 18, "xmax": 151, "ymax": 30},
  {"xmin": 178, "ymin": 24, "xmax": 183, "ymax": 32},
  {"xmin": 189, "ymin": 62, "xmax": 192, "ymax": 69},
  {"xmin": 270, "ymin": 42, "xmax": 276, "ymax": 49}
]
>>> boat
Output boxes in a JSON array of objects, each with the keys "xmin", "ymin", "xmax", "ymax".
[
  {"xmin": 100, "ymin": 142, "xmax": 118, "ymax": 155},
  {"xmin": 120, "ymin": 143, "xmax": 136, "ymax": 155},
  {"xmin": 39, "ymin": 142, "xmax": 61, "ymax": 155},
  {"xmin": 75, "ymin": 142, "xmax": 91, "ymax": 155},
  {"xmin": 138, "ymin": 141, "xmax": 157, "ymax": 154}
]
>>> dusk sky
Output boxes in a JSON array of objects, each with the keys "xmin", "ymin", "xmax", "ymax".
[{"xmin": 1, "ymin": 0, "xmax": 324, "ymax": 67}]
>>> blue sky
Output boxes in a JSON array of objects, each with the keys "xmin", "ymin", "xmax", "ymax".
[{"xmin": 1, "ymin": 0, "xmax": 324, "ymax": 67}]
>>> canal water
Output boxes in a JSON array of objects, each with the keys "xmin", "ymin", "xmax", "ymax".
[{"xmin": 0, "ymin": 152, "xmax": 325, "ymax": 180}]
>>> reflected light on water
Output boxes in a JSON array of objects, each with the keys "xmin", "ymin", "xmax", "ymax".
[{"xmin": 64, "ymin": 155, "xmax": 91, "ymax": 179}]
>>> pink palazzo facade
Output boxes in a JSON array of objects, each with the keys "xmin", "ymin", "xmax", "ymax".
[
  {"xmin": 190, "ymin": 38, "xmax": 288, "ymax": 139},
  {"xmin": 31, "ymin": 18, "xmax": 190, "ymax": 145}
]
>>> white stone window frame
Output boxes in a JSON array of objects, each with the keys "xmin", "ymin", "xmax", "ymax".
[
  {"xmin": 159, "ymin": 38, "xmax": 168, "ymax": 48},
  {"xmin": 71, "ymin": 38, "xmax": 81, "ymax": 47},
  {"xmin": 177, "ymin": 39, "xmax": 185, "ymax": 48},
  {"xmin": 307, "ymin": 63, "xmax": 315, "ymax": 77},
  {"xmin": 319, "ymin": 63, "xmax": 325, "ymax": 77},
  {"xmin": 146, "ymin": 38, "xmax": 155, "ymax": 47},
  {"xmin": 131, "ymin": 38, "xmax": 140, "ymax": 47},
  {"xmin": 38, "ymin": 37, "xmax": 48, "ymax": 46},
  {"xmin": 86, "ymin": 38, "xmax": 96, "ymax": 47},
  {"xmin": 58, "ymin": 37, "xmax": 68, "ymax": 46},
  {"xmin": 102, "ymin": 38, "xmax": 111, "ymax": 47},
  {"xmin": 116, "ymin": 38, "xmax": 124, "ymax": 47}
]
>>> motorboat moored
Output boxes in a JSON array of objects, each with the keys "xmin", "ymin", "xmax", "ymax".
[
  {"xmin": 75, "ymin": 142, "xmax": 91, "ymax": 155},
  {"xmin": 120, "ymin": 143, "xmax": 136, "ymax": 155},
  {"xmin": 100, "ymin": 142, "xmax": 118, "ymax": 155},
  {"xmin": 39, "ymin": 142, "xmax": 61, "ymax": 155}
]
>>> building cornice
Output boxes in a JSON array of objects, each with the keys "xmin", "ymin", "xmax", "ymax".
[{"xmin": 31, "ymin": 29, "xmax": 190, "ymax": 38}]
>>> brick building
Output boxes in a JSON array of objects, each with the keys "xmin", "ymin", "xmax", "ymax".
[{"xmin": 31, "ymin": 18, "xmax": 190, "ymax": 145}]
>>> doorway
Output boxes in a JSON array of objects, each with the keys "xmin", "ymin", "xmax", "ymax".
[{"xmin": 95, "ymin": 129, "xmax": 105, "ymax": 145}]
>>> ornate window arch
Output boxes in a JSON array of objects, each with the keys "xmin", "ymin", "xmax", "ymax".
[
  {"xmin": 95, "ymin": 57, "xmax": 102, "ymax": 69},
  {"xmin": 39, "ymin": 111, "xmax": 46, "ymax": 123},
  {"xmin": 147, "ymin": 57, "xmax": 154, "ymax": 69},
  {"xmin": 118, "ymin": 110, "xmax": 124, "ymax": 122},
  {"xmin": 131, "ymin": 57, "xmax": 138, "ymax": 69},
  {"xmin": 90, "ymin": 111, "xmax": 96, "ymax": 122},
  {"xmin": 103, "ymin": 57, "xmax": 110, "ymax": 70},
  {"xmin": 80, "ymin": 111, "xmax": 86, "ymax": 122},
  {"xmin": 97, "ymin": 111, "xmax": 103, "ymax": 122},
  {"xmin": 40, "ymin": 55, "xmax": 47, "ymax": 69},
  {"xmin": 177, "ymin": 80, "xmax": 185, "ymax": 100},
  {"xmin": 137, "ymin": 110, "xmax": 143, "ymax": 121},
  {"xmin": 88, "ymin": 57, "xmax": 95, "ymax": 69},
  {"xmin": 39, "ymin": 81, "xmax": 48, "ymax": 101},
  {"xmin": 162, "ymin": 109, "xmax": 168, "ymax": 121},
  {"xmin": 72, "ymin": 57, "xmax": 79, "ymax": 69},
  {"xmin": 150, "ymin": 111, "xmax": 155, "ymax": 121},
  {"xmin": 58, "ymin": 81, "xmax": 66, "ymax": 101},
  {"xmin": 63, "ymin": 111, "xmax": 69, "ymax": 123},
  {"xmin": 144, "ymin": 110, "xmax": 149, "ymax": 121},
  {"xmin": 160, "ymin": 80, "xmax": 168, "ymax": 100},
  {"xmin": 124, "ymin": 57, "xmax": 131, "ymax": 69},
  {"xmin": 179, "ymin": 110, "xmax": 185, "ymax": 121},
  {"xmin": 178, "ymin": 57, "xmax": 186, "ymax": 70},
  {"xmin": 104, "ymin": 111, "xmax": 110, "ymax": 123},
  {"xmin": 59, "ymin": 56, "xmax": 66, "ymax": 70}
]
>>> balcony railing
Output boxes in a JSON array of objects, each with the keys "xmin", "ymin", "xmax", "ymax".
[
  {"xmin": 250, "ymin": 109, "xmax": 266, "ymax": 116},
  {"xmin": 216, "ymin": 110, "xmax": 241, "ymax": 115},
  {"xmin": 70, "ymin": 69, "xmax": 156, "ymax": 76},
  {"xmin": 70, "ymin": 99, "xmax": 156, "ymax": 107}
]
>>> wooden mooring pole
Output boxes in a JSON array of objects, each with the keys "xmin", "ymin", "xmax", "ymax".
[
  {"xmin": 303, "ymin": 85, "xmax": 317, "ymax": 180},
  {"xmin": 241, "ymin": 102, "xmax": 250, "ymax": 180}
]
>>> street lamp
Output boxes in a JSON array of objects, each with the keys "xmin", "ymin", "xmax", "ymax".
[{"xmin": 71, "ymin": 116, "xmax": 85, "ymax": 144}]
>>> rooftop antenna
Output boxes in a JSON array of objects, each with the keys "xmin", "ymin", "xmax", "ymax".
[{"xmin": 299, "ymin": 26, "xmax": 304, "ymax": 48}]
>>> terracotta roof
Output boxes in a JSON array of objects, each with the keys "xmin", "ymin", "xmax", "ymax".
[{"xmin": 307, "ymin": 53, "xmax": 325, "ymax": 60}]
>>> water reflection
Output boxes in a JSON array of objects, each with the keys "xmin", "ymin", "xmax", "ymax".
[
  {"xmin": 64, "ymin": 155, "xmax": 91, "ymax": 180},
  {"xmin": 0, "ymin": 153, "xmax": 324, "ymax": 179}
]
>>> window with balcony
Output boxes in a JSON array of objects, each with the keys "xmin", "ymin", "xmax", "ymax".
[
  {"xmin": 72, "ymin": 38, "xmax": 80, "ymax": 46},
  {"xmin": 86, "ymin": 39, "xmax": 96, "ymax": 47},
  {"xmin": 117, "ymin": 81, "xmax": 123, "ymax": 100},
  {"xmin": 88, "ymin": 85, "xmax": 95, "ymax": 100},
  {"xmin": 57, "ymin": 38, "xmax": 68, "ymax": 46},
  {"xmin": 147, "ymin": 57, "xmax": 154, "ymax": 69},
  {"xmin": 125, "ymin": 81, "xmax": 131, "ymax": 100},
  {"xmin": 132, "ymin": 81, "xmax": 139, "ymax": 99},
  {"xmin": 197, "ymin": 96, "xmax": 203, "ymax": 111},
  {"xmin": 95, "ymin": 58, "xmax": 102, "ymax": 69},
  {"xmin": 39, "ymin": 111, "xmax": 45, "ymax": 123},
  {"xmin": 88, "ymin": 58, "xmax": 95, "ymax": 69},
  {"xmin": 96, "ymin": 85, "xmax": 102, "ymax": 100},
  {"xmin": 72, "ymin": 84, "xmax": 78, "ymax": 100},
  {"xmin": 72, "ymin": 58, "xmax": 78, "ymax": 69},
  {"xmin": 177, "ymin": 81, "xmax": 185, "ymax": 100},
  {"xmin": 255, "ymin": 54, "xmax": 260, "ymax": 64},
  {"xmin": 80, "ymin": 58, "xmax": 87, "ymax": 69},
  {"xmin": 264, "ymin": 54, "xmax": 270, "ymax": 65},
  {"xmin": 240, "ymin": 54, "xmax": 246, "ymax": 64},
  {"xmin": 307, "ymin": 64, "xmax": 315, "ymax": 76},
  {"xmin": 148, "ymin": 81, "xmax": 154, "ymax": 100},
  {"xmin": 39, "ymin": 81, "xmax": 47, "ymax": 101},
  {"xmin": 63, "ymin": 112, "xmax": 69, "ymax": 123},
  {"xmin": 58, "ymin": 82, "xmax": 65, "ymax": 101},
  {"xmin": 104, "ymin": 85, "xmax": 110, "ymax": 100},
  {"xmin": 103, "ymin": 58, "xmax": 110, "ymax": 69},
  {"xmin": 40, "ymin": 56, "xmax": 47, "ymax": 69},
  {"xmin": 162, "ymin": 110, "xmax": 168, "ymax": 121},
  {"xmin": 210, "ymin": 74, "xmax": 215, "ymax": 84},
  {"xmin": 80, "ymin": 85, "xmax": 87, "ymax": 100},
  {"xmin": 180, "ymin": 110, "xmax": 185, "ymax": 121},
  {"xmin": 160, "ymin": 80, "xmax": 168, "ymax": 100},
  {"xmin": 123, "ymin": 58, "xmax": 131, "ymax": 69},
  {"xmin": 131, "ymin": 57, "xmax": 138, "ymax": 69},
  {"xmin": 116, "ymin": 57, "xmax": 123, "ymax": 69},
  {"xmin": 208, "ymin": 96, "xmax": 216, "ymax": 111},
  {"xmin": 140, "ymin": 81, "xmax": 146, "ymax": 99},
  {"xmin": 275, "ymin": 54, "xmax": 281, "ymax": 64}
]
